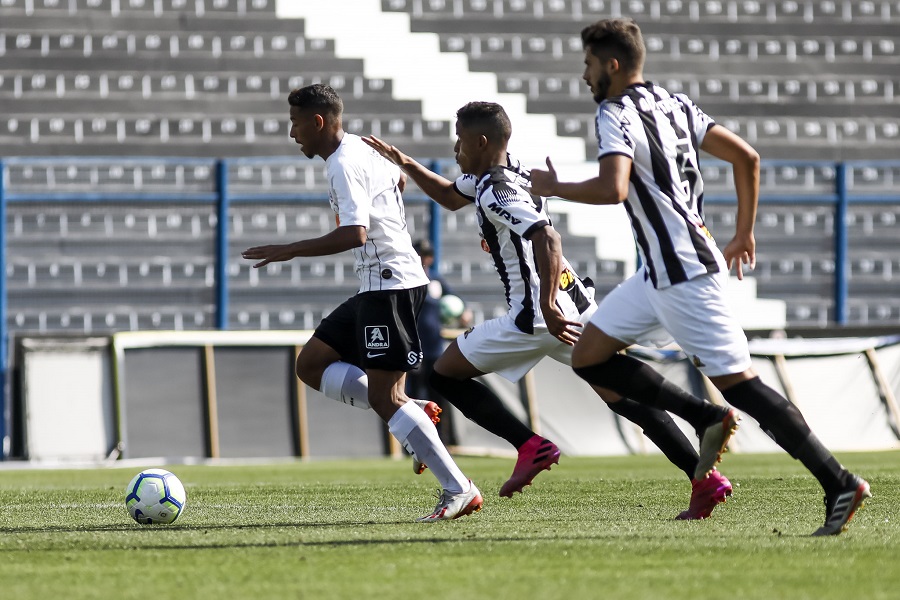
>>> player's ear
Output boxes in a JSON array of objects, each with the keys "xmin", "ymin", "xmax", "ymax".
[
  {"xmin": 314, "ymin": 113, "xmax": 326, "ymax": 130},
  {"xmin": 478, "ymin": 134, "xmax": 489, "ymax": 149},
  {"xmin": 607, "ymin": 57, "xmax": 621, "ymax": 74}
]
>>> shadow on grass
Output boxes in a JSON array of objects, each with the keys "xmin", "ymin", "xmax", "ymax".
[
  {"xmin": 0, "ymin": 520, "xmax": 413, "ymax": 535},
  {"xmin": 0, "ymin": 521, "xmax": 821, "ymax": 553}
]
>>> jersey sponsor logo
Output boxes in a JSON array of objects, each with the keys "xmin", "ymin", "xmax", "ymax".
[
  {"xmin": 381, "ymin": 268, "xmax": 393, "ymax": 279},
  {"xmin": 486, "ymin": 202, "xmax": 522, "ymax": 225},
  {"xmin": 365, "ymin": 325, "xmax": 390, "ymax": 349},
  {"xmin": 463, "ymin": 326, "xmax": 475, "ymax": 338},
  {"xmin": 559, "ymin": 268, "xmax": 576, "ymax": 291},
  {"xmin": 366, "ymin": 352, "xmax": 386, "ymax": 358},
  {"xmin": 407, "ymin": 351, "xmax": 422, "ymax": 366}
]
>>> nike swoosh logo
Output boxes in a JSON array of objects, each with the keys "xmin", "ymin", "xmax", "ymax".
[{"xmin": 367, "ymin": 352, "xmax": 385, "ymax": 358}]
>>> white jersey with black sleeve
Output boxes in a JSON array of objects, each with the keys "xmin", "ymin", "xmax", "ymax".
[
  {"xmin": 475, "ymin": 165, "xmax": 594, "ymax": 334},
  {"xmin": 595, "ymin": 81, "xmax": 727, "ymax": 289},
  {"xmin": 325, "ymin": 133, "xmax": 429, "ymax": 293}
]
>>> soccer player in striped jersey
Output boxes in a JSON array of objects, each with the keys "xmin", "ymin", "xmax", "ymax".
[
  {"xmin": 531, "ymin": 18, "xmax": 870, "ymax": 535},
  {"xmin": 242, "ymin": 84, "xmax": 481, "ymax": 522},
  {"xmin": 364, "ymin": 104, "xmax": 735, "ymax": 520}
]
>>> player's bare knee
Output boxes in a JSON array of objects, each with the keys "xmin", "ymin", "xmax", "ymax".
[
  {"xmin": 709, "ymin": 369, "xmax": 756, "ymax": 391},
  {"xmin": 570, "ymin": 342, "xmax": 595, "ymax": 369},
  {"xmin": 296, "ymin": 353, "xmax": 334, "ymax": 390}
]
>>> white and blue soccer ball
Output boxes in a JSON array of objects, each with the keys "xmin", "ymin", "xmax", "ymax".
[
  {"xmin": 125, "ymin": 468, "xmax": 187, "ymax": 525},
  {"xmin": 439, "ymin": 294, "xmax": 466, "ymax": 324}
]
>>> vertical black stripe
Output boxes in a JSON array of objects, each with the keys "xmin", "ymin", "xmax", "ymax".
[
  {"xmin": 623, "ymin": 87, "xmax": 688, "ymax": 285},
  {"xmin": 627, "ymin": 173, "xmax": 659, "ymax": 288},
  {"xmin": 679, "ymin": 99, "xmax": 706, "ymax": 221},
  {"xmin": 649, "ymin": 88, "xmax": 720, "ymax": 274},
  {"xmin": 566, "ymin": 283, "xmax": 592, "ymax": 314},
  {"xmin": 395, "ymin": 182, "xmax": 408, "ymax": 230},
  {"xmin": 478, "ymin": 205, "xmax": 512, "ymax": 309},
  {"xmin": 511, "ymin": 233, "xmax": 535, "ymax": 334}
]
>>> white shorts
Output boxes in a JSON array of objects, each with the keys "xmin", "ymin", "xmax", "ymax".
[
  {"xmin": 456, "ymin": 305, "xmax": 596, "ymax": 382},
  {"xmin": 589, "ymin": 270, "xmax": 752, "ymax": 377}
]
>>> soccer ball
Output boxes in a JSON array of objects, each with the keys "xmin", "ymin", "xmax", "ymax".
[
  {"xmin": 439, "ymin": 294, "xmax": 466, "ymax": 324},
  {"xmin": 125, "ymin": 469, "xmax": 187, "ymax": 525}
]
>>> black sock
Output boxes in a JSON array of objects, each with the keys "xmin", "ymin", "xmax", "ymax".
[
  {"xmin": 608, "ymin": 398, "xmax": 699, "ymax": 480},
  {"xmin": 722, "ymin": 377, "xmax": 847, "ymax": 494},
  {"xmin": 429, "ymin": 371, "xmax": 535, "ymax": 449},
  {"xmin": 573, "ymin": 354, "xmax": 723, "ymax": 431}
]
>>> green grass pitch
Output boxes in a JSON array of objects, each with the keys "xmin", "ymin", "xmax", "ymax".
[{"xmin": 1, "ymin": 451, "xmax": 897, "ymax": 599}]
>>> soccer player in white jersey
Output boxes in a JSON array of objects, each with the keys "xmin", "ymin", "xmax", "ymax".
[
  {"xmin": 531, "ymin": 18, "xmax": 870, "ymax": 535},
  {"xmin": 241, "ymin": 84, "xmax": 482, "ymax": 522},
  {"xmin": 363, "ymin": 103, "xmax": 736, "ymax": 520}
]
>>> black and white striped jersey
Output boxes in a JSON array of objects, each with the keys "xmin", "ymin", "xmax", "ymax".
[
  {"xmin": 595, "ymin": 81, "xmax": 727, "ymax": 289},
  {"xmin": 475, "ymin": 165, "xmax": 594, "ymax": 334}
]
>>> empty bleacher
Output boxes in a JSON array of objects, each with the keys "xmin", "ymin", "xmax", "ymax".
[
  {"xmin": 385, "ymin": 0, "xmax": 899, "ymax": 161},
  {"xmin": 0, "ymin": 0, "xmax": 455, "ymax": 158},
  {"xmin": 385, "ymin": 0, "xmax": 900, "ymax": 26},
  {"xmin": 2, "ymin": 2, "xmax": 899, "ymax": 333},
  {"xmin": 375, "ymin": 0, "xmax": 899, "ymax": 328}
]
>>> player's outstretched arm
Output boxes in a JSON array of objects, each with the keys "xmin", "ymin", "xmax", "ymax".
[
  {"xmin": 242, "ymin": 225, "xmax": 366, "ymax": 268},
  {"xmin": 701, "ymin": 124, "xmax": 760, "ymax": 279},
  {"xmin": 362, "ymin": 135, "xmax": 469, "ymax": 211},
  {"xmin": 530, "ymin": 225, "xmax": 583, "ymax": 346},
  {"xmin": 530, "ymin": 156, "xmax": 630, "ymax": 205}
]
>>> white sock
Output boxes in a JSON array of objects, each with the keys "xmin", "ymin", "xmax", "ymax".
[
  {"xmin": 388, "ymin": 401, "xmax": 468, "ymax": 494},
  {"xmin": 320, "ymin": 362, "xmax": 370, "ymax": 409}
]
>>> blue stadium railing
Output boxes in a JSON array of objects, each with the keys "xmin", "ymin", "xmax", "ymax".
[
  {"xmin": 1, "ymin": 156, "xmax": 898, "ymax": 455},
  {"xmin": 0, "ymin": 156, "xmax": 445, "ymax": 454}
]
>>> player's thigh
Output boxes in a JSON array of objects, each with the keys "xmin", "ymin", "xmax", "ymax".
[
  {"xmin": 456, "ymin": 315, "xmax": 557, "ymax": 382},
  {"xmin": 357, "ymin": 286, "xmax": 425, "ymax": 373},
  {"xmin": 546, "ymin": 301, "xmax": 598, "ymax": 365},
  {"xmin": 570, "ymin": 323, "xmax": 631, "ymax": 368},
  {"xmin": 295, "ymin": 336, "xmax": 344, "ymax": 387},
  {"xmin": 433, "ymin": 339, "xmax": 485, "ymax": 379},
  {"xmin": 300, "ymin": 296, "xmax": 360, "ymax": 383},
  {"xmin": 651, "ymin": 272, "xmax": 752, "ymax": 377}
]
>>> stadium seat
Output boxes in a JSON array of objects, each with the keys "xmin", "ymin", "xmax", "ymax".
[
  {"xmin": 848, "ymin": 297, "xmax": 900, "ymax": 325},
  {"xmin": 0, "ymin": 0, "xmax": 276, "ymax": 17},
  {"xmin": 847, "ymin": 204, "xmax": 900, "ymax": 243},
  {"xmin": 848, "ymin": 164, "xmax": 900, "ymax": 195},
  {"xmin": 229, "ymin": 163, "xmax": 330, "ymax": 195},
  {"xmin": 1, "ymin": 1, "xmax": 898, "ymax": 333},
  {"xmin": 79, "ymin": 261, "xmax": 129, "ymax": 288},
  {"xmin": 383, "ymin": 0, "xmax": 900, "ymax": 25},
  {"xmin": 848, "ymin": 253, "xmax": 896, "ymax": 282},
  {"xmin": 230, "ymin": 204, "xmax": 335, "ymax": 238}
]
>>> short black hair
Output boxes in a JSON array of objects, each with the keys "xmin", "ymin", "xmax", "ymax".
[
  {"xmin": 581, "ymin": 18, "xmax": 646, "ymax": 73},
  {"xmin": 287, "ymin": 83, "xmax": 343, "ymax": 118},
  {"xmin": 455, "ymin": 102, "xmax": 512, "ymax": 144}
]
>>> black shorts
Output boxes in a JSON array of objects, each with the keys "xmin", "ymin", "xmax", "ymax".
[{"xmin": 313, "ymin": 285, "xmax": 426, "ymax": 372}]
